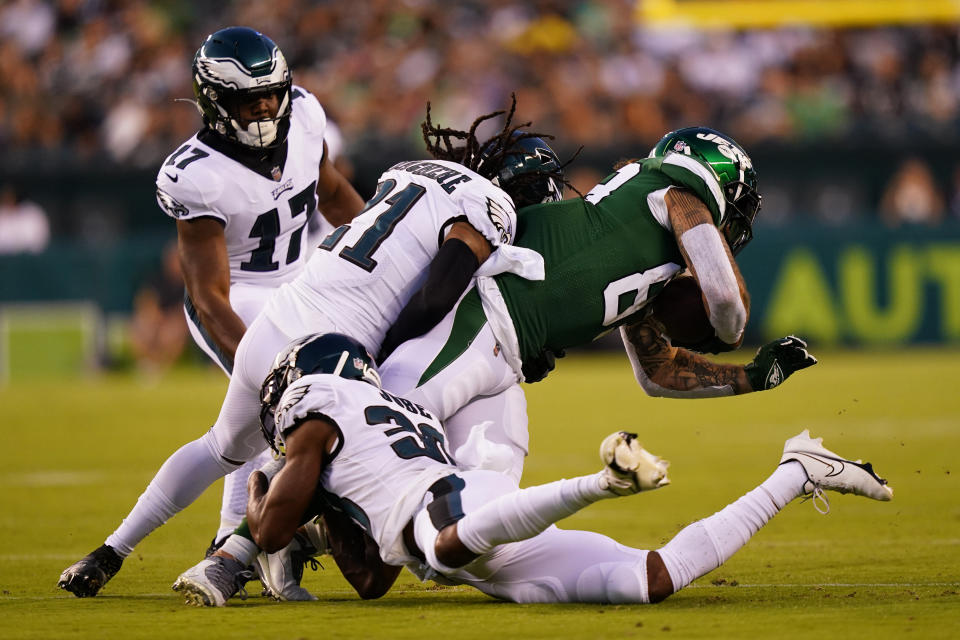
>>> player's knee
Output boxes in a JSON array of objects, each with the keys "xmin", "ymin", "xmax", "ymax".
[
  {"xmin": 434, "ymin": 524, "xmax": 479, "ymax": 569},
  {"xmin": 646, "ymin": 551, "xmax": 675, "ymax": 603}
]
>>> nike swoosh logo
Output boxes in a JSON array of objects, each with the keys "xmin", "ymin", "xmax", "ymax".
[
  {"xmin": 165, "ymin": 173, "xmax": 179, "ymax": 182},
  {"xmin": 799, "ymin": 453, "xmax": 844, "ymax": 477}
]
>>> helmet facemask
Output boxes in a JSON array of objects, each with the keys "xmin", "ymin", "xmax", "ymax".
[
  {"xmin": 722, "ymin": 180, "xmax": 762, "ymax": 255},
  {"xmin": 215, "ymin": 85, "xmax": 291, "ymax": 148}
]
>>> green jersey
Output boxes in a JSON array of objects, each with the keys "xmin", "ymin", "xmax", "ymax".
[{"xmin": 495, "ymin": 156, "xmax": 725, "ymax": 367}]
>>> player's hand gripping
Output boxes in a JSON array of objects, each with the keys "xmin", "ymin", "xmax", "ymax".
[
  {"xmin": 743, "ymin": 335, "xmax": 817, "ymax": 391},
  {"xmin": 522, "ymin": 348, "xmax": 566, "ymax": 383}
]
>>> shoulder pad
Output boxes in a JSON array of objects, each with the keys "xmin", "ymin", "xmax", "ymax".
[{"xmin": 290, "ymin": 85, "xmax": 327, "ymax": 136}]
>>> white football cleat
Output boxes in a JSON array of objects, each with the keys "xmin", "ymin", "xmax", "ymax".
[
  {"xmin": 599, "ymin": 431, "xmax": 670, "ymax": 495},
  {"xmin": 780, "ymin": 429, "xmax": 893, "ymax": 512},
  {"xmin": 172, "ymin": 556, "xmax": 252, "ymax": 607},
  {"xmin": 255, "ymin": 536, "xmax": 319, "ymax": 602}
]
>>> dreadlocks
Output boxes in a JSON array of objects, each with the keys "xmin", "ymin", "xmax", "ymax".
[{"xmin": 420, "ymin": 94, "xmax": 579, "ymax": 202}]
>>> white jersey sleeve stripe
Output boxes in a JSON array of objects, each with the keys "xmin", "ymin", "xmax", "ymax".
[{"xmin": 662, "ymin": 154, "xmax": 726, "ymax": 219}]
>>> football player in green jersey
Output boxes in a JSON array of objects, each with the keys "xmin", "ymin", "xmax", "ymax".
[{"xmin": 377, "ymin": 126, "xmax": 817, "ymax": 483}]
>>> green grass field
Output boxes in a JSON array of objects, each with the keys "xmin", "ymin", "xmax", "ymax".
[{"xmin": 1, "ymin": 349, "xmax": 958, "ymax": 639}]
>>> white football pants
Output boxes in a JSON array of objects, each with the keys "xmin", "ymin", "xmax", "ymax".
[
  {"xmin": 182, "ymin": 282, "xmax": 281, "ymax": 542},
  {"xmin": 379, "ymin": 296, "xmax": 529, "ymax": 482}
]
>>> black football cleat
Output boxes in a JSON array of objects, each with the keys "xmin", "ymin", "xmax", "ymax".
[{"xmin": 58, "ymin": 544, "xmax": 124, "ymax": 597}]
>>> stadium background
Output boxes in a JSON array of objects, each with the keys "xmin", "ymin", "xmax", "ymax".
[
  {"xmin": 2, "ymin": 0, "xmax": 960, "ymax": 378},
  {"xmin": 0, "ymin": 2, "xmax": 958, "ymax": 638}
]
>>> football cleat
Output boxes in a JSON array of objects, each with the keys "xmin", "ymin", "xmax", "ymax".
[
  {"xmin": 779, "ymin": 429, "xmax": 893, "ymax": 513},
  {"xmin": 254, "ymin": 527, "xmax": 323, "ymax": 602},
  {"xmin": 58, "ymin": 544, "xmax": 123, "ymax": 597},
  {"xmin": 172, "ymin": 555, "xmax": 253, "ymax": 607},
  {"xmin": 599, "ymin": 431, "xmax": 670, "ymax": 495}
]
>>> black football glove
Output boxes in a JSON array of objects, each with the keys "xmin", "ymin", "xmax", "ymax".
[
  {"xmin": 672, "ymin": 333, "xmax": 739, "ymax": 355},
  {"xmin": 743, "ymin": 335, "xmax": 817, "ymax": 391},
  {"xmin": 522, "ymin": 348, "xmax": 566, "ymax": 383}
]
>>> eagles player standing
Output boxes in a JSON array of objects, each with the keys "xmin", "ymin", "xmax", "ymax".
[
  {"xmin": 58, "ymin": 102, "xmax": 567, "ymax": 601},
  {"xmin": 378, "ymin": 127, "xmax": 818, "ymax": 482},
  {"xmin": 154, "ymin": 27, "xmax": 364, "ymax": 556}
]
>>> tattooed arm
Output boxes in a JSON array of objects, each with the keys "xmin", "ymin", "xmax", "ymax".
[
  {"xmin": 620, "ymin": 316, "xmax": 751, "ymax": 398},
  {"xmin": 620, "ymin": 316, "xmax": 818, "ymax": 397}
]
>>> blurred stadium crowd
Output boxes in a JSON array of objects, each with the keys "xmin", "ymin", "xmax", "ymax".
[
  {"xmin": 3, "ymin": 0, "xmax": 960, "ymax": 161},
  {"xmin": 2, "ymin": 0, "xmax": 960, "ymax": 244}
]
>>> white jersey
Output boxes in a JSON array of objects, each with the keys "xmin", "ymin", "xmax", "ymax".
[
  {"xmin": 263, "ymin": 159, "xmax": 544, "ymax": 356},
  {"xmin": 155, "ymin": 85, "xmax": 328, "ymax": 288},
  {"xmin": 275, "ymin": 374, "xmax": 455, "ymax": 566}
]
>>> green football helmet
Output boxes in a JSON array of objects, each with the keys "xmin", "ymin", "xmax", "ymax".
[
  {"xmin": 192, "ymin": 26, "xmax": 292, "ymax": 148},
  {"xmin": 650, "ymin": 127, "xmax": 761, "ymax": 255},
  {"xmin": 259, "ymin": 333, "xmax": 381, "ymax": 453}
]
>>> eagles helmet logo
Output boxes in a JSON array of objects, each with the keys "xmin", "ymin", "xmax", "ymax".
[{"xmin": 485, "ymin": 197, "xmax": 514, "ymax": 244}]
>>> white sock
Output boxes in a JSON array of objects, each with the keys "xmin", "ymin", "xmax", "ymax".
[
  {"xmin": 105, "ymin": 435, "xmax": 235, "ymax": 557},
  {"xmin": 217, "ymin": 466, "xmax": 250, "ymax": 543},
  {"xmin": 656, "ymin": 462, "xmax": 806, "ymax": 592},
  {"xmin": 456, "ymin": 472, "xmax": 612, "ymax": 555},
  {"xmin": 219, "ymin": 534, "xmax": 259, "ymax": 566}
]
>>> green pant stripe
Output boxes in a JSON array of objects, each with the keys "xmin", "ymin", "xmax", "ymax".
[{"xmin": 418, "ymin": 288, "xmax": 486, "ymax": 387}]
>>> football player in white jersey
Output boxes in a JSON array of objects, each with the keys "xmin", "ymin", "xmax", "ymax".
[
  {"xmin": 58, "ymin": 102, "xmax": 568, "ymax": 600},
  {"xmin": 178, "ymin": 333, "xmax": 891, "ymax": 606},
  {"xmin": 153, "ymin": 27, "xmax": 365, "ymax": 556}
]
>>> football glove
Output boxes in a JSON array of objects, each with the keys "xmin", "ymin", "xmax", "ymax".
[
  {"xmin": 521, "ymin": 348, "xmax": 565, "ymax": 383},
  {"xmin": 744, "ymin": 335, "xmax": 817, "ymax": 391}
]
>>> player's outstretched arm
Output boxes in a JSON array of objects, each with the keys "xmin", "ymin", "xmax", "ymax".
[
  {"xmin": 176, "ymin": 218, "xmax": 247, "ymax": 363},
  {"xmin": 322, "ymin": 504, "xmax": 401, "ymax": 600},
  {"xmin": 315, "ymin": 141, "xmax": 365, "ymax": 227},
  {"xmin": 621, "ymin": 319, "xmax": 816, "ymax": 398}
]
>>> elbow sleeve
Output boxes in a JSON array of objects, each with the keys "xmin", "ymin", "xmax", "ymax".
[{"xmin": 679, "ymin": 225, "xmax": 746, "ymax": 344}]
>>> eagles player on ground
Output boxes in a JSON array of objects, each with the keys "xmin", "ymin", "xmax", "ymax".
[
  {"xmin": 378, "ymin": 127, "xmax": 818, "ymax": 483},
  {"xmin": 193, "ymin": 333, "xmax": 891, "ymax": 606},
  {"xmin": 153, "ymin": 26, "xmax": 365, "ymax": 578},
  {"xmin": 58, "ymin": 102, "xmax": 568, "ymax": 601}
]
